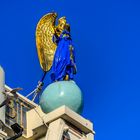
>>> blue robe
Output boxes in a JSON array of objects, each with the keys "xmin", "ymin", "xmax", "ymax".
[{"xmin": 51, "ymin": 30, "xmax": 76, "ymax": 82}]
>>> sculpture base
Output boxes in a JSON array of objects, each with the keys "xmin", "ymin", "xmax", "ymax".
[{"xmin": 39, "ymin": 80, "xmax": 83, "ymax": 114}]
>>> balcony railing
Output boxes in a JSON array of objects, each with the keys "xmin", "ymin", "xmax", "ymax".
[{"xmin": 5, "ymin": 85, "xmax": 37, "ymax": 136}]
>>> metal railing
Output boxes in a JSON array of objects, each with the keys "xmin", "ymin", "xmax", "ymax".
[{"xmin": 5, "ymin": 86, "xmax": 37, "ymax": 136}]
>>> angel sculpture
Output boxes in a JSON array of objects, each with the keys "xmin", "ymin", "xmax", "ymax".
[{"xmin": 36, "ymin": 12, "xmax": 77, "ymax": 82}]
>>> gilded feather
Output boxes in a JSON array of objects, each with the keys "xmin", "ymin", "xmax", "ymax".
[{"xmin": 36, "ymin": 12, "xmax": 57, "ymax": 72}]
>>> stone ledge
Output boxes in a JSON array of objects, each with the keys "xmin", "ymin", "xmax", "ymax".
[
  {"xmin": 43, "ymin": 105, "xmax": 93, "ymax": 134},
  {"xmin": 25, "ymin": 105, "xmax": 94, "ymax": 138}
]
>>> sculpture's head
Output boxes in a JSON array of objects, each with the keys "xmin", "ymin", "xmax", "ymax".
[
  {"xmin": 56, "ymin": 16, "xmax": 67, "ymax": 36},
  {"xmin": 58, "ymin": 16, "xmax": 66, "ymax": 25}
]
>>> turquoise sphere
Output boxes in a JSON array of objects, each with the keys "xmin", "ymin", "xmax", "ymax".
[{"xmin": 39, "ymin": 81, "xmax": 83, "ymax": 114}]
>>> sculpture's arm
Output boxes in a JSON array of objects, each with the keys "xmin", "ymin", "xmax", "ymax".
[{"xmin": 70, "ymin": 45, "xmax": 77, "ymax": 74}]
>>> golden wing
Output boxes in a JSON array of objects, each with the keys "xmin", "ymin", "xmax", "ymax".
[{"xmin": 36, "ymin": 12, "xmax": 57, "ymax": 72}]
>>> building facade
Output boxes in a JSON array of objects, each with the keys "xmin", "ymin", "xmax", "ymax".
[{"xmin": 0, "ymin": 67, "xmax": 95, "ymax": 140}]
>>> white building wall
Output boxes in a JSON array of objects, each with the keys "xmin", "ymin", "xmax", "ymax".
[{"xmin": 0, "ymin": 66, "xmax": 5, "ymax": 123}]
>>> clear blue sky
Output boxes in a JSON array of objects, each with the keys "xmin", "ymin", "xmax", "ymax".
[{"xmin": 0, "ymin": 0, "xmax": 140, "ymax": 140}]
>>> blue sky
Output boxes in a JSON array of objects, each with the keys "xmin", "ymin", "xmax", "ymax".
[{"xmin": 0, "ymin": 0, "xmax": 140, "ymax": 140}]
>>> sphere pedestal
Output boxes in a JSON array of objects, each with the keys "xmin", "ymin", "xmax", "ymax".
[{"xmin": 39, "ymin": 81, "xmax": 83, "ymax": 114}]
